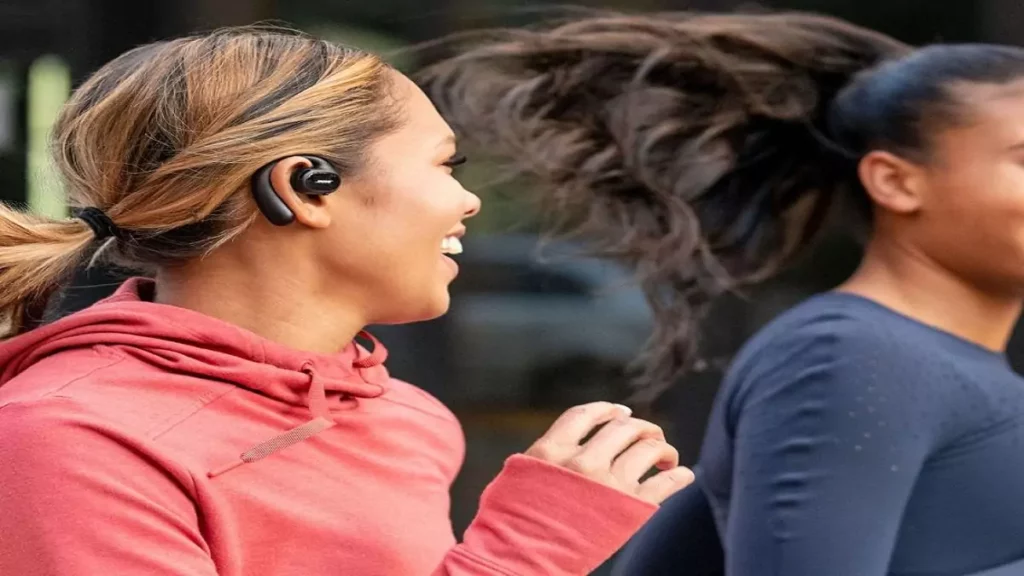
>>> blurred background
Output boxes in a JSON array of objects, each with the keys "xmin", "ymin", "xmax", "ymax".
[{"xmin": 2, "ymin": 0, "xmax": 1023, "ymax": 572}]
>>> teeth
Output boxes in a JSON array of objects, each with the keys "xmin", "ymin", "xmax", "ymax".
[{"xmin": 441, "ymin": 236, "xmax": 463, "ymax": 255}]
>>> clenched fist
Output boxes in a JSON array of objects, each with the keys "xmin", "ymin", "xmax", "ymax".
[{"xmin": 525, "ymin": 402, "xmax": 694, "ymax": 504}]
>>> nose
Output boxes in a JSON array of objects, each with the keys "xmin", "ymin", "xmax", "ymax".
[{"xmin": 463, "ymin": 190, "xmax": 482, "ymax": 218}]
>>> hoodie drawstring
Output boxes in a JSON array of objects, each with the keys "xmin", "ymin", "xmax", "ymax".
[{"xmin": 209, "ymin": 364, "xmax": 335, "ymax": 478}]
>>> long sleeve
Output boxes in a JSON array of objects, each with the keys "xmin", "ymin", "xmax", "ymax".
[
  {"xmin": 0, "ymin": 401, "xmax": 219, "ymax": 576},
  {"xmin": 610, "ymin": 482, "xmax": 724, "ymax": 576},
  {"xmin": 433, "ymin": 455, "xmax": 658, "ymax": 576},
  {"xmin": 1, "ymin": 399, "xmax": 657, "ymax": 576},
  {"xmin": 704, "ymin": 324, "xmax": 937, "ymax": 576}
]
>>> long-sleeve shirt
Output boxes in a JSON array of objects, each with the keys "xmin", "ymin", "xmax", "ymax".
[
  {"xmin": 617, "ymin": 292, "xmax": 1024, "ymax": 576},
  {"xmin": 0, "ymin": 278, "xmax": 655, "ymax": 576}
]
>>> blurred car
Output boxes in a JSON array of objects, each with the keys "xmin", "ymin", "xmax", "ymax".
[{"xmin": 443, "ymin": 233, "xmax": 654, "ymax": 408}]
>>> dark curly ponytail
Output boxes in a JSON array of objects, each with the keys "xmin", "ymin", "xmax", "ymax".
[{"xmin": 417, "ymin": 11, "xmax": 911, "ymax": 399}]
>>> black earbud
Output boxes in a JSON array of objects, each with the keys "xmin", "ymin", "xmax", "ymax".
[{"xmin": 251, "ymin": 155, "xmax": 341, "ymax": 226}]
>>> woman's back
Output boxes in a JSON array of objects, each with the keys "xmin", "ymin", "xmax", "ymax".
[{"xmin": 699, "ymin": 293, "xmax": 1024, "ymax": 575}]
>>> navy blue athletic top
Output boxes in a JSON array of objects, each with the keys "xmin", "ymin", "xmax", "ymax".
[{"xmin": 617, "ymin": 293, "xmax": 1024, "ymax": 576}]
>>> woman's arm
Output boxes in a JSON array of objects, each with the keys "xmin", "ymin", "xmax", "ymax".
[
  {"xmin": 611, "ymin": 482, "xmax": 725, "ymax": 576},
  {"xmin": 1, "ymin": 399, "xmax": 687, "ymax": 576},
  {"xmin": 434, "ymin": 454, "xmax": 660, "ymax": 575},
  {"xmin": 717, "ymin": 330, "xmax": 933, "ymax": 575},
  {"xmin": 433, "ymin": 402, "xmax": 692, "ymax": 575}
]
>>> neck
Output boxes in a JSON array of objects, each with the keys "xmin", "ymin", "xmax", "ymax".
[
  {"xmin": 154, "ymin": 262, "xmax": 366, "ymax": 356},
  {"xmin": 840, "ymin": 236, "xmax": 1022, "ymax": 352}
]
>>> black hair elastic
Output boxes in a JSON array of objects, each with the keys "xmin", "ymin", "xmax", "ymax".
[{"xmin": 73, "ymin": 207, "xmax": 125, "ymax": 241}]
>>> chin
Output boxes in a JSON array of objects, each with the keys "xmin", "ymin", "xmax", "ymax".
[
  {"xmin": 378, "ymin": 292, "xmax": 451, "ymax": 325},
  {"xmin": 421, "ymin": 292, "xmax": 452, "ymax": 321}
]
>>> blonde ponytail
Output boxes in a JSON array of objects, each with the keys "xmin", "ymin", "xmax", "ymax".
[{"xmin": 0, "ymin": 204, "xmax": 94, "ymax": 338}]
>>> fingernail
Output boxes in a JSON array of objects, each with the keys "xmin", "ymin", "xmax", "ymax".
[
  {"xmin": 671, "ymin": 466, "xmax": 696, "ymax": 483},
  {"xmin": 613, "ymin": 403, "xmax": 632, "ymax": 417}
]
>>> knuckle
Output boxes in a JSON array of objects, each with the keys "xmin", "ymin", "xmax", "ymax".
[
  {"xmin": 642, "ymin": 437, "xmax": 662, "ymax": 449},
  {"xmin": 565, "ymin": 404, "xmax": 595, "ymax": 418},
  {"xmin": 566, "ymin": 455, "xmax": 601, "ymax": 476},
  {"xmin": 526, "ymin": 440, "xmax": 559, "ymax": 462},
  {"xmin": 658, "ymin": 439, "xmax": 677, "ymax": 453},
  {"xmin": 612, "ymin": 418, "xmax": 638, "ymax": 433},
  {"xmin": 635, "ymin": 419, "xmax": 664, "ymax": 437},
  {"xmin": 611, "ymin": 417, "xmax": 633, "ymax": 429}
]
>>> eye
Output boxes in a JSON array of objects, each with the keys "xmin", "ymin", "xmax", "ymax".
[{"xmin": 443, "ymin": 154, "xmax": 468, "ymax": 168}]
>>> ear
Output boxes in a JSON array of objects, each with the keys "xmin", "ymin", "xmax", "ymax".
[
  {"xmin": 857, "ymin": 150, "xmax": 926, "ymax": 215},
  {"xmin": 268, "ymin": 156, "xmax": 332, "ymax": 229}
]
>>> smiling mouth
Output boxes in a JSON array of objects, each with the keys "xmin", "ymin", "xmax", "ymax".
[{"xmin": 441, "ymin": 235, "xmax": 463, "ymax": 255}]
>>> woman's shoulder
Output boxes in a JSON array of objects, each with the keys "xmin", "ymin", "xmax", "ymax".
[
  {"xmin": 718, "ymin": 292, "xmax": 981, "ymax": 413},
  {"xmin": 731, "ymin": 291, "xmax": 992, "ymax": 373},
  {"xmin": 718, "ymin": 292, "xmax": 1007, "ymax": 427},
  {"xmin": 0, "ymin": 345, "xmax": 229, "ymax": 441},
  {"xmin": 731, "ymin": 293, "xmax": 895, "ymax": 373}
]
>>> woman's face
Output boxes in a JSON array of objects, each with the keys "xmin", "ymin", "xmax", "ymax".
[
  {"xmin": 314, "ymin": 71, "xmax": 481, "ymax": 324},
  {"xmin": 882, "ymin": 82, "xmax": 1024, "ymax": 294}
]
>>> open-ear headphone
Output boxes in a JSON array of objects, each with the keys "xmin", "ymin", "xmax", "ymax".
[{"xmin": 251, "ymin": 155, "xmax": 342, "ymax": 226}]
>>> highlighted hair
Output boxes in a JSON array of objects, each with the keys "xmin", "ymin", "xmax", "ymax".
[{"xmin": 0, "ymin": 27, "xmax": 401, "ymax": 337}]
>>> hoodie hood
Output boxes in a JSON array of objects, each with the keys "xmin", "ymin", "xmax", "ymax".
[{"xmin": 0, "ymin": 278, "xmax": 390, "ymax": 407}]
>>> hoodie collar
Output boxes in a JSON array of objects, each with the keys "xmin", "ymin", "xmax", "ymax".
[{"xmin": 0, "ymin": 278, "xmax": 389, "ymax": 406}]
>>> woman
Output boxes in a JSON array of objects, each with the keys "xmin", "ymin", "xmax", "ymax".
[
  {"xmin": 0, "ymin": 28, "xmax": 696, "ymax": 575},
  {"xmin": 418, "ymin": 11, "xmax": 1024, "ymax": 575}
]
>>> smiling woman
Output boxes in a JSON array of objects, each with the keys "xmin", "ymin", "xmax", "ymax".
[{"xmin": 0, "ymin": 26, "xmax": 693, "ymax": 576}]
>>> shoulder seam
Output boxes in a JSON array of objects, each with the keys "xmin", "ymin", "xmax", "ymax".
[
  {"xmin": 10, "ymin": 350, "xmax": 238, "ymax": 443},
  {"xmin": 42, "ymin": 355, "xmax": 129, "ymax": 398}
]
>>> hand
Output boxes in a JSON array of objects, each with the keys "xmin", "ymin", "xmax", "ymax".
[{"xmin": 525, "ymin": 402, "xmax": 694, "ymax": 504}]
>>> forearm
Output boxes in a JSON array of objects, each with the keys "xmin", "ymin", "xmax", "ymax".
[{"xmin": 432, "ymin": 455, "xmax": 657, "ymax": 576}]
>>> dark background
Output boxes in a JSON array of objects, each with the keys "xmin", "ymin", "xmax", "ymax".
[{"xmin": 2, "ymin": 1, "xmax": 1021, "ymax": 572}]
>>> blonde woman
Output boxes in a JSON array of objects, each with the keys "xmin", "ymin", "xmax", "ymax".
[{"xmin": 0, "ymin": 28, "xmax": 693, "ymax": 575}]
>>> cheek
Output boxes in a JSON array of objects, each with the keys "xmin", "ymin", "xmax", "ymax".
[
  {"xmin": 316, "ymin": 189, "xmax": 413, "ymax": 279},
  {"xmin": 1001, "ymin": 189, "xmax": 1024, "ymax": 265},
  {"xmin": 364, "ymin": 177, "xmax": 462, "ymax": 267},
  {"xmin": 939, "ymin": 166, "xmax": 1024, "ymax": 269},
  {"xmin": 984, "ymin": 166, "xmax": 1024, "ymax": 243}
]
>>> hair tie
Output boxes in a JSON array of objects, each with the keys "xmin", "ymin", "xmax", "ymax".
[{"xmin": 73, "ymin": 207, "xmax": 125, "ymax": 240}]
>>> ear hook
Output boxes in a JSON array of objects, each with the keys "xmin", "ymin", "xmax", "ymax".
[{"xmin": 251, "ymin": 155, "xmax": 342, "ymax": 226}]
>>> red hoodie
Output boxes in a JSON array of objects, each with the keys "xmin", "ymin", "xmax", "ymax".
[{"xmin": 0, "ymin": 279, "xmax": 655, "ymax": 575}]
